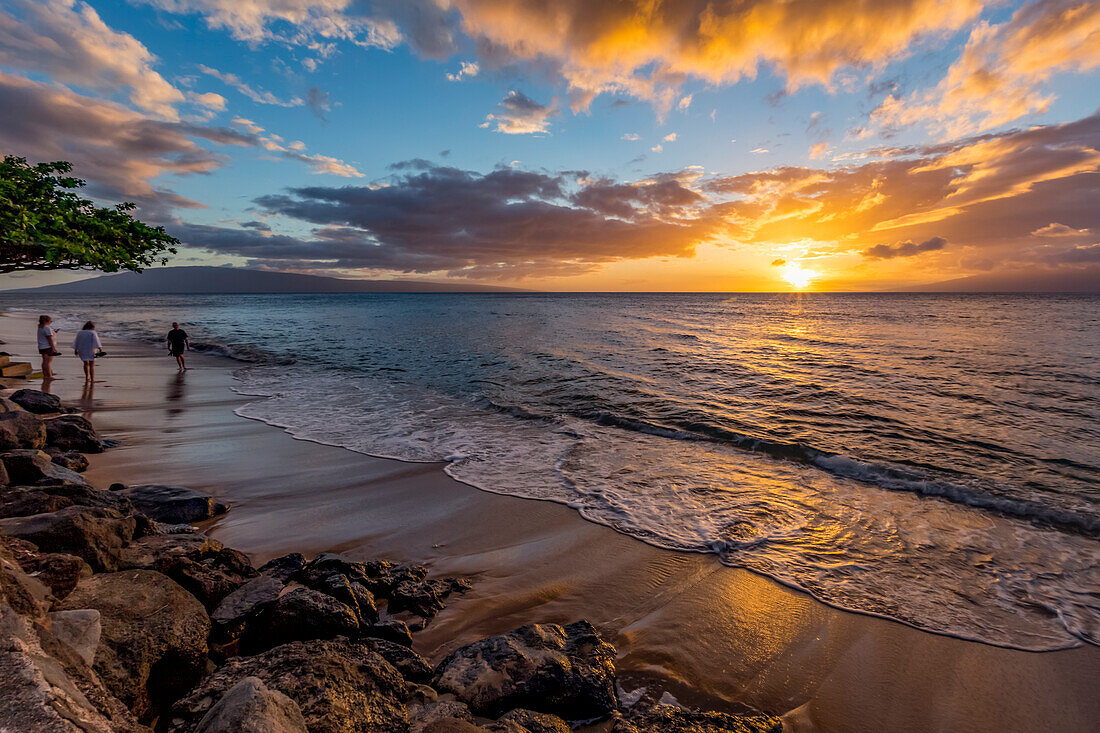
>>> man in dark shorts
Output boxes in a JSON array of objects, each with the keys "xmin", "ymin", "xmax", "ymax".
[{"xmin": 166, "ymin": 322, "xmax": 190, "ymax": 371}]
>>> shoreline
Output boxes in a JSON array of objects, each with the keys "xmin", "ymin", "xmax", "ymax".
[{"xmin": 2, "ymin": 309, "xmax": 1098, "ymax": 732}]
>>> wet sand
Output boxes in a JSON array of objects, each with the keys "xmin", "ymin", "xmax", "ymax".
[{"xmin": 3, "ymin": 310, "xmax": 1098, "ymax": 733}]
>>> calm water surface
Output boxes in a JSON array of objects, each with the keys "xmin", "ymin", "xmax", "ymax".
[{"xmin": 5, "ymin": 292, "xmax": 1098, "ymax": 650}]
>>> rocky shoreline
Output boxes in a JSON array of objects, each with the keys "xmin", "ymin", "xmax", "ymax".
[{"xmin": 0, "ymin": 387, "xmax": 782, "ymax": 733}]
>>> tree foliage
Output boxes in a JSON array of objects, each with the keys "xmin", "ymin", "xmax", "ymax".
[{"xmin": 0, "ymin": 155, "xmax": 178, "ymax": 273}]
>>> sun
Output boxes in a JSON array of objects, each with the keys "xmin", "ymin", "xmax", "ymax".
[{"xmin": 780, "ymin": 264, "xmax": 819, "ymax": 289}]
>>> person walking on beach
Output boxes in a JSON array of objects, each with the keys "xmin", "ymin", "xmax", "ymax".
[
  {"xmin": 36, "ymin": 315, "xmax": 61, "ymax": 380},
  {"xmin": 166, "ymin": 322, "xmax": 190, "ymax": 371},
  {"xmin": 72, "ymin": 321, "xmax": 103, "ymax": 382}
]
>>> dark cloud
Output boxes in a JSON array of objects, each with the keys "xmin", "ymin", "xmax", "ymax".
[
  {"xmin": 307, "ymin": 87, "xmax": 331, "ymax": 120},
  {"xmin": 0, "ymin": 71, "xmax": 248, "ymax": 220},
  {"xmin": 178, "ymin": 162, "xmax": 721, "ymax": 278},
  {"xmin": 863, "ymin": 236, "xmax": 947, "ymax": 259},
  {"xmin": 771, "ymin": 258, "xmax": 786, "ymax": 266},
  {"xmin": 482, "ymin": 90, "xmax": 555, "ymax": 134},
  {"xmin": 240, "ymin": 220, "xmax": 271, "ymax": 231}
]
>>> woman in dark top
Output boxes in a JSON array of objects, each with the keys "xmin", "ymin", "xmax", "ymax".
[{"xmin": 166, "ymin": 322, "xmax": 190, "ymax": 372}]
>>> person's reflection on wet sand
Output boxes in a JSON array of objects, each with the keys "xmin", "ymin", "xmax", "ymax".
[
  {"xmin": 167, "ymin": 371, "xmax": 186, "ymax": 417},
  {"xmin": 79, "ymin": 380, "xmax": 94, "ymax": 404}
]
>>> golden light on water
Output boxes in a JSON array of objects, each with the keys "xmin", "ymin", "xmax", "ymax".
[{"xmin": 780, "ymin": 264, "xmax": 820, "ymax": 290}]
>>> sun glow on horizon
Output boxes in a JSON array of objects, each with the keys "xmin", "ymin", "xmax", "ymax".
[{"xmin": 780, "ymin": 264, "xmax": 820, "ymax": 289}]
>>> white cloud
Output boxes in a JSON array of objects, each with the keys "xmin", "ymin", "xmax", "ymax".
[
  {"xmin": 483, "ymin": 90, "xmax": 555, "ymax": 134},
  {"xmin": 663, "ymin": 132, "xmax": 677, "ymax": 142},
  {"xmin": 446, "ymin": 61, "xmax": 479, "ymax": 81},
  {"xmin": 621, "ymin": 132, "xmax": 640, "ymax": 141},
  {"xmin": 0, "ymin": 0, "xmax": 186, "ymax": 118},
  {"xmin": 199, "ymin": 65, "xmax": 304, "ymax": 107}
]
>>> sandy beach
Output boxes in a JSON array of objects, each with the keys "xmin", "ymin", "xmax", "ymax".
[{"xmin": 3, "ymin": 308, "xmax": 1097, "ymax": 733}]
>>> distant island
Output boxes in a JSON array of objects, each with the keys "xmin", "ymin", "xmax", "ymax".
[
  {"xmin": 4, "ymin": 266, "xmax": 526, "ymax": 294},
  {"xmin": 902, "ymin": 265, "xmax": 1100, "ymax": 293}
]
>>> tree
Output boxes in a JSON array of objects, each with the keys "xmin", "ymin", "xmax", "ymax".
[{"xmin": 0, "ymin": 155, "xmax": 178, "ymax": 273}]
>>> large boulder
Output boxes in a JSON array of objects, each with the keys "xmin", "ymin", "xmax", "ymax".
[
  {"xmin": 10, "ymin": 389, "xmax": 62, "ymax": 414},
  {"xmin": 0, "ymin": 410, "xmax": 46, "ymax": 450},
  {"xmin": 119, "ymin": 532, "xmax": 223, "ymax": 569},
  {"xmin": 0, "ymin": 553, "xmax": 146, "ymax": 733},
  {"xmin": 610, "ymin": 705, "xmax": 782, "ymax": 733},
  {"xmin": 257, "ymin": 552, "xmax": 305, "ymax": 581},
  {"xmin": 240, "ymin": 587, "xmax": 359, "ymax": 654},
  {"xmin": 0, "ymin": 506, "xmax": 137, "ymax": 572},
  {"xmin": 0, "ymin": 483, "xmax": 131, "ymax": 519},
  {"xmin": 169, "ymin": 639, "xmax": 409, "ymax": 733},
  {"xmin": 193, "ymin": 676, "xmax": 308, "ymax": 733},
  {"xmin": 45, "ymin": 414, "xmax": 104, "ymax": 453},
  {"xmin": 57, "ymin": 570, "xmax": 211, "ymax": 722},
  {"xmin": 1, "ymin": 449, "xmax": 88, "ymax": 486},
  {"xmin": 434, "ymin": 621, "xmax": 619, "ymax": 721},
  {"xmin": 116, "ymin": 484, "xmax": 228, "ymax": 524}
]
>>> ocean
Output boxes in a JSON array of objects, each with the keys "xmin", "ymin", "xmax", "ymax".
[{"xmin": 5, "ymin": 292, "xmax": 1098, "ymax": 651}]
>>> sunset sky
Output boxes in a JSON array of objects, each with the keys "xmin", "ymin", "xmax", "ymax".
[{"xmin": 1, "ymin": 0, "xmax": 1098, "ymax": 291}]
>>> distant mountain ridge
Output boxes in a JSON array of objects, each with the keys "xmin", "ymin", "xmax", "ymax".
[
  {"xmin": 898, "ymin": 265, "xmax": 1100, "ymax": 293},
  {"xmin": 5, "ymin": 267, "xmax": 526, "ymax": 294}
]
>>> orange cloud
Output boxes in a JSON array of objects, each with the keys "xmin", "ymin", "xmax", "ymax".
[
  {"xmin": 872, "ymin": 0, "xmax": 1100, "ymax": 138},
  {"xmin": 437, "ymin": 0, "xmax": 989, "ymax": 111}
]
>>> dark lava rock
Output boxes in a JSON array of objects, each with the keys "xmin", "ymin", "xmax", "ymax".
[
  {"xmin": 48, "ymin": 448, "xmax": 90, "ymax": 473},
  {"xmin": 10, "ymin": 389, "xmax": 62, "ymax": 414},
  {"xmin": 611, "ymin": 705, "xmax": 783, "ymax": 733},
  {"xmin": 193, "ymin": 676, "xmax": 308, "ymax": 733},
  {"xmin": 311, "ymin": 571, "xmax": 379, "ymax": 624},
  {"xmin": 296, "ymin": 552, "xmax": 469, "ymax": 620},
  {"xmin": 0, "ymin": 410, "xmax": 46, "ymax": 450},
  {"xmin": 409, "ymin": 700, "xmax": 476, "ymax": 732},
  {"xmin": 116, "ymin": 484, "xmax": 227, "ymax": 524},
  {"xmin": 257, "ymin": 552, "xmax": 306, "ymax": 581},
  {"xmin": 0, "ymin": 506, "xmax": 137, "ymax": 572},
  {"xmin": 1, "ymin": 448, "xmax": 88, "ymax": 486},
  {"xmin": 19, "ymin": 550, "xmax": 92, "ymax": 599},
  {"xmin": 240, "ymin": 587, "xmax": 359, "ymax": 654},
  {"xmin": 496, "ymin": 709, "xmax": 572, "ymax": 733},
  {"xmin": 58, "ymin": 569, "xmax": 211, "ymax": 723},
  {"xmin": 434, "ymin": 620, "xmax": 619, "ymax": 721},
  {"xmin": 118, "ymin": 531, "xmax": 255, "ymax": 609},
  {"xmin": 169, "ymin": 639, "xmax": 409, "ymax": 733},
  {"xmin": 45, "ymin": 414, "xmax": 104, "ymax": 453},
  {"xmin": 359, "ymin": 637, "xmax": 433, "ymax": 683},
  {"xmin": 362, "ymin": 618, "xmax": 414, "ymax": 647},
  {"xmin": 212, "ymin": 574, "xmax": 284, "ymax": 641}
]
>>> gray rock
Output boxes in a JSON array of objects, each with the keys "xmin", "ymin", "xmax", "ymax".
[
  {"xmin": 57, "ymin": 569, "xmax": 211, "ymax": 722},
  {"xmin": 45, "ymin": 414, "xmax": 104, "ymax": 453},
  {"xmin": 11, "ymin": 389, "xmax": 62, "ymax": 414},
  {"xmin": 497, "ymin": 709, "xmax": 572, "ymax": 733},
  {"xmin": 0, "ymin": 448, "xmax": 88, "ymax": 485},
  {"xmin": 0, "ymin": 409, "xmax": 46, "ymax": 450},
  {"xmin": 240, "ymin": 587, "xmax": 359, "ymax": 654},
  {"xmin": 169, "ymin": 639, "xmax": 409, "ymax": 733},
  {"xmin": 434, "ymin": 620, "xmax": 619, "ymax": 721},
  {"xmin": 362, "ymin": 618, "xmax": 414, "ymax": 647},
  {"xmin": 49, "ymin": 609, "xmax": 102, "ymax": 666},
  {"xmin": 0, "ymin": 506, "xmax": 138, "ymax": 572},
  {"xmin": 116, "ymin": 484, "xmax": 228, "ymax": 524},
  {"xmin": 194, "ymin": 676, "xmax": 308, "ymax": 733},
  {"xmin": 312, "ymin": 571, "xmax": 379, "ymax": 624}
]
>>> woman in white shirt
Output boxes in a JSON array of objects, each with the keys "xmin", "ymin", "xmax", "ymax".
[
  {"xmin": 72, "ymin": 321, "xmax": 103, "ymax": 382},
  {"xmin": 36, "ymin": 315, "xmax": 60, "ymax": 380}
]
